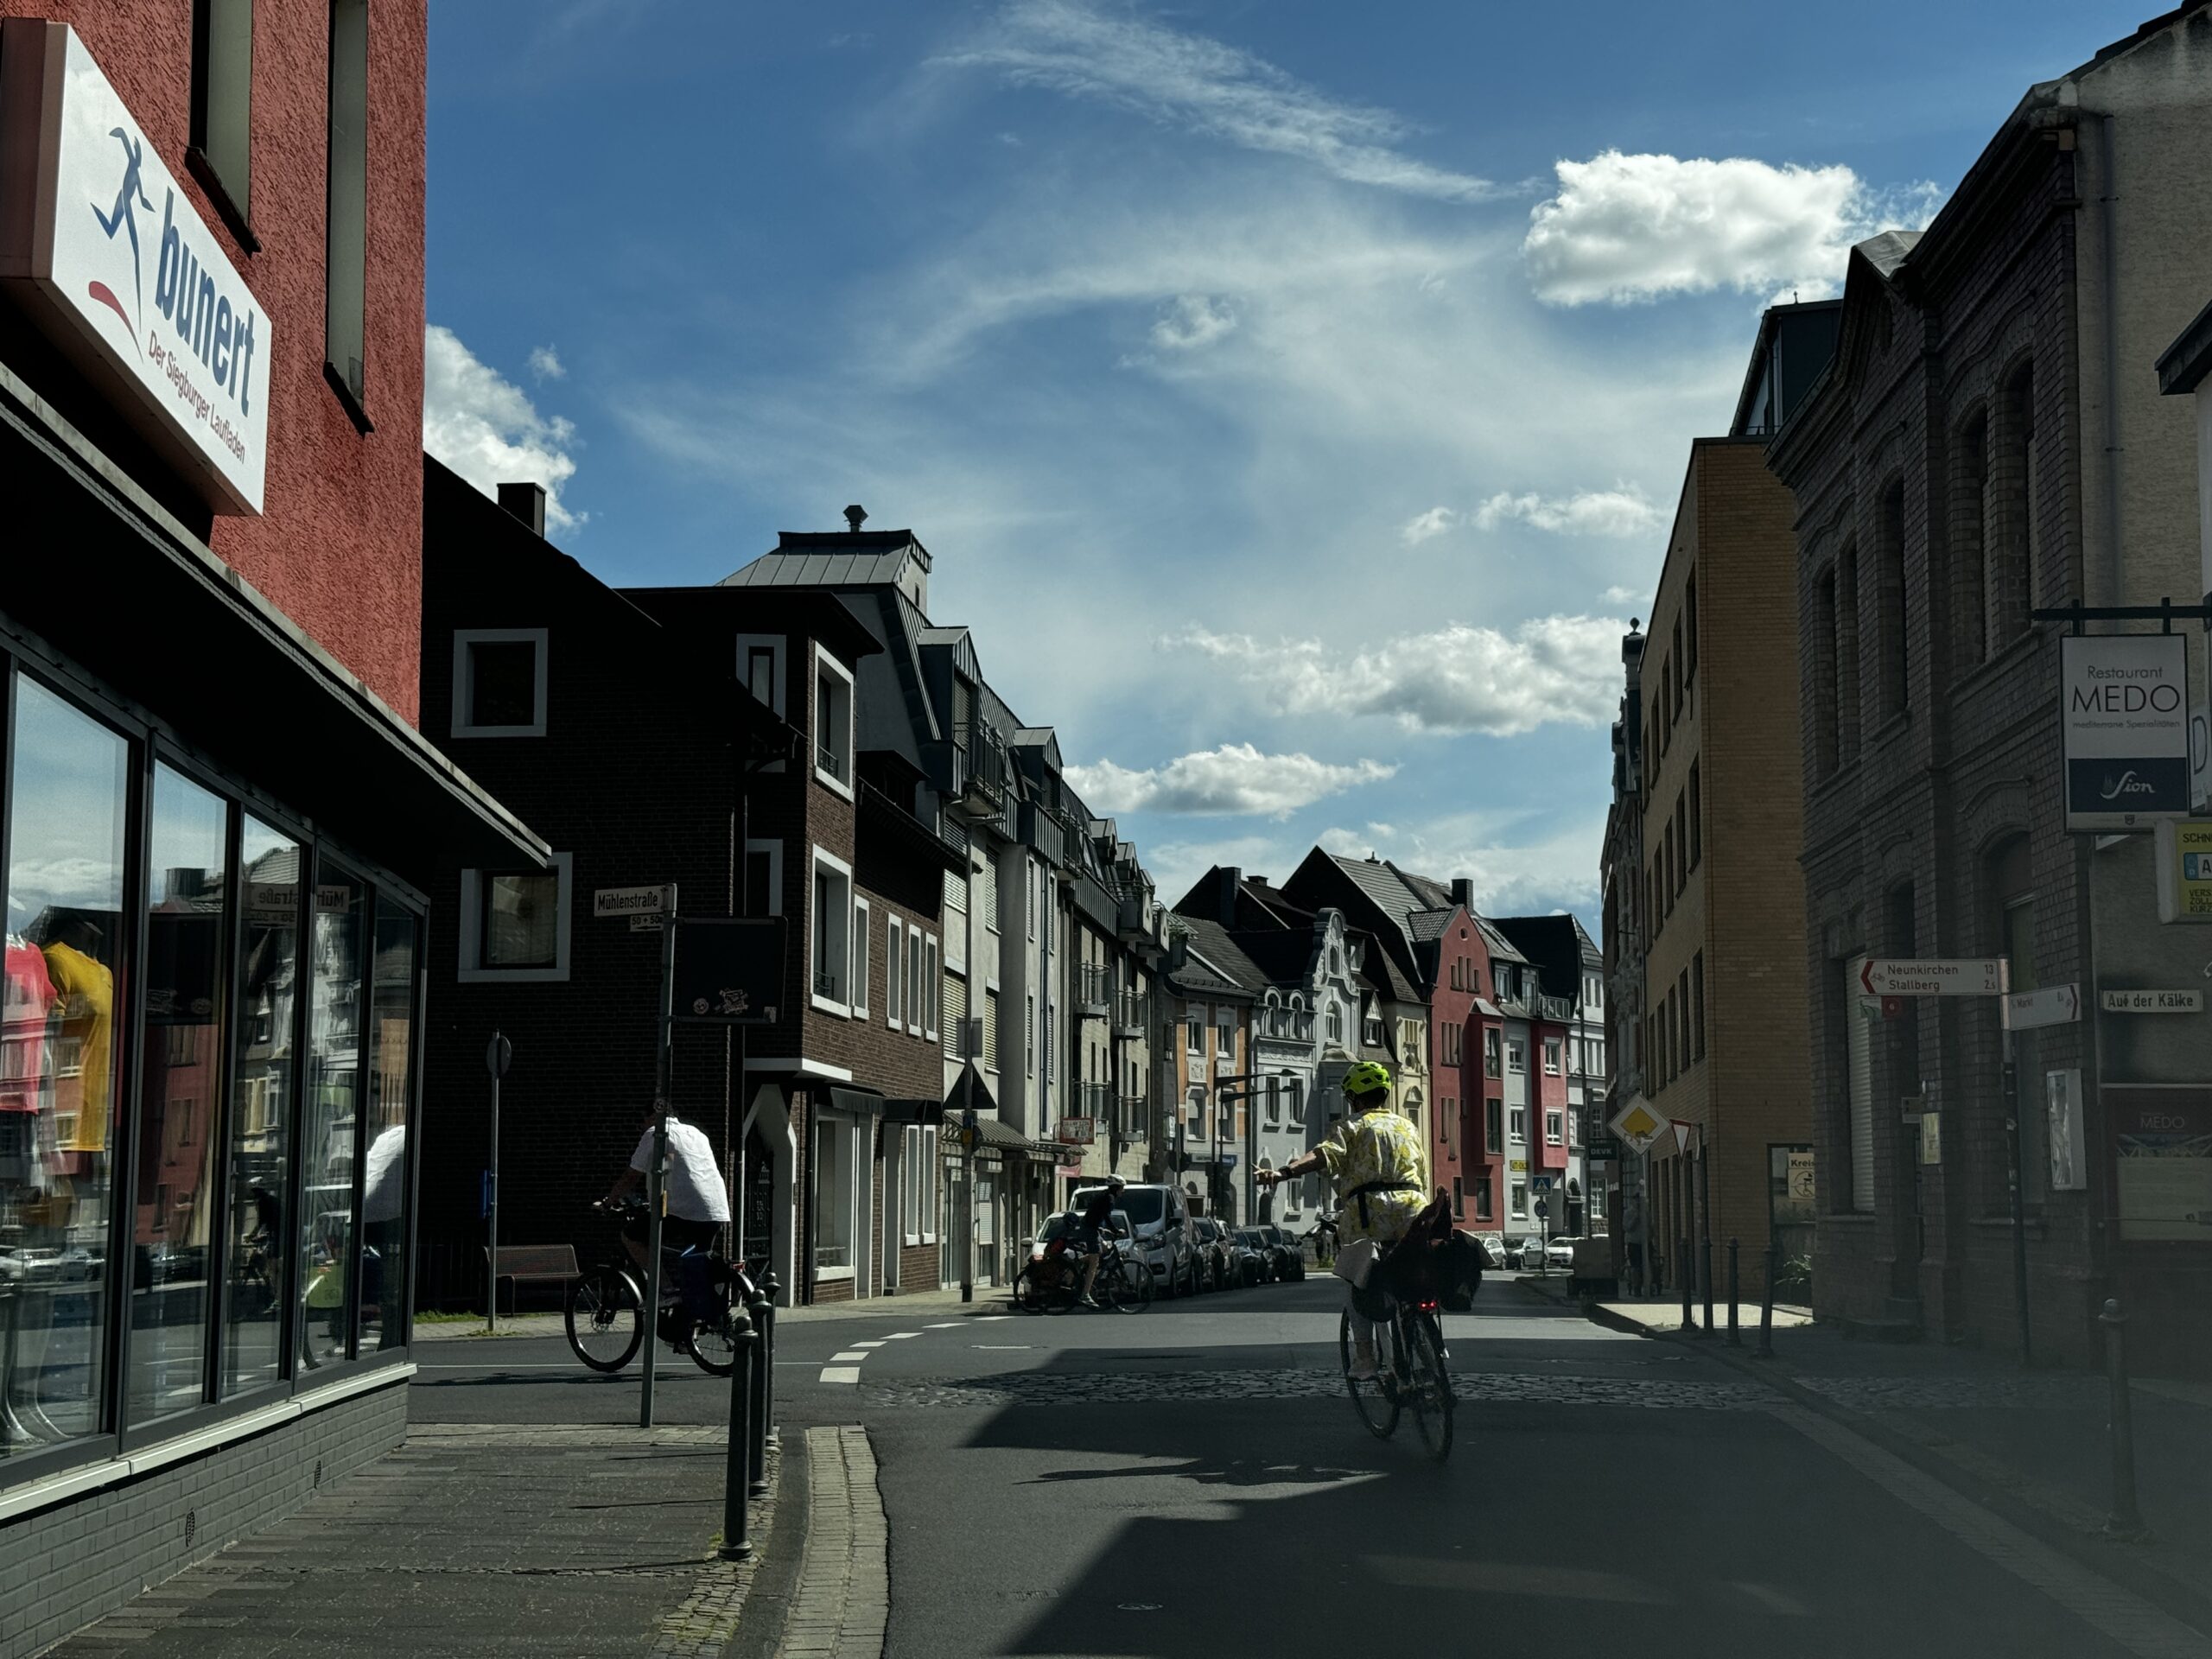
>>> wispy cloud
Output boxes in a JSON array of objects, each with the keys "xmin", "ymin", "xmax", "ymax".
[
  {"xmin": 1317, "ymin": 813, "xmax": 1605, "ymax": 920},
  {"xmin": 1151, "ymin": 294, "xmax": 1237, "ymax": 352},
  {"xmin": 1068, "ymin": 744, "xmax": 1395, "ymax": 818},
  {"xmin": 1523, "ymin": 149, "xmax": 1942, "ymax": 306},
  {"xmin": 1401, "ymin": 506, "xmax": 1458, "ymax": 545},
  {"xmin": 1473, "ymin": 485, "xmax": 1665, "ymax": 537},
  {"xmin": 1601, "ymin": 584, "xmax": 1643, "ymax": 606},
  {"xmin": 423, "ymin": 325, "xmax": 585, "ymax": 532},
  {"xmin": 528, "ymin": 344, "xmax": 567, "ymax": 382},
  {"xmin": 1176, "ymin": 616, "xmax": 1624, "ymax": 736},
  {"xmin": 934, "ymin": 0, "xmax": 1505, "ymax": 203}
]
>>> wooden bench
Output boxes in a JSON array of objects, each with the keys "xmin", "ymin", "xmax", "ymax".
[{"xmin": 482, "ymin": 1244, "xmax": 579, "ymax": 1314}]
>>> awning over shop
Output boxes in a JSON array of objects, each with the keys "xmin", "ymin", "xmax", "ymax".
[
  {"xmin": 828, "ymin": 1085, "xmax": 887, "ymax": 1117},
  {"xmin": 0, "ymin": 361, "xmax": 546, "ymax": 884}
]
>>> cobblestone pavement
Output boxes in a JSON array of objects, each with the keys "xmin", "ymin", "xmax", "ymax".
[
  {"xmin": 1797, "ymin": 1375, "xmax": 2108, "ymax": 1411},
  {"xmin": 779, "ymin": 1427, "xmax": 886, "ymax": 1659},
  {"xmin": 861, "ymin": 1366, "xmax": 1770, "ymax": 1411},
  {"xmin": 651, "ymin": 1447, "xmax": 783, "ymax": 1657}
]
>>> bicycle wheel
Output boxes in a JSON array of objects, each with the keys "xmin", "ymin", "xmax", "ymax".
[
  {"xmin": 1341, "ymin": 1309, "xmax": 1399, "ymax": 1440},
  {"xmin": 686, "ymin": 1301, "xmax": 740, "ymax": 1376},
  {"xmin": 1109, "ymin": 1255, "xmax": 1153, "ymax": 1313},
  {"xmin": 1402, "ymin": 1311, "xmax": 1455, "ymax": 1463},
  {"xmin": 566, "ymin": 1266, "xmax": 645, "ymax": 1372},
  {"xmin": 1015, "ymin": 1266, "xmax": 1046, "ymax": 1314}
]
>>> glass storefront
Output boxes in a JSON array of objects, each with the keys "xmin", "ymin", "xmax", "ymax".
[{"xmin": 0, "ymin": 658, "xmax": 425, "ymax": 1484}]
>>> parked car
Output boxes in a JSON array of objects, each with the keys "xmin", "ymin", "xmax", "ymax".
[
  {"xmin": 1232, "ymin": 1227, "xmax": 1274, "ymax": 1285},
  {"xmin": 1508, "ymin": 1236, "xmax": 1546, "ymax": 1270},
  {"xmin": 1187, "ymin": 1217, "xmax": 1233, "ymax": 1292},
  {"xmin": 1257, "ymin": 1224, "xmax": 1306, "ymax": 1282},
  {"xmin": 1071, "ymin": 1182, "xmax": 1198, "ymax": 1295},
  {"xmin": 1545, "ymin": 1236, "xmax": 1577, "ymax": 1271},
  {"xmin": 1470, "ymin": 1234, "xmax": 1508, "ymax": 1270}
]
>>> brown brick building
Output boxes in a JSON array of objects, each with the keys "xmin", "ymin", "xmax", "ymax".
[
  {"xmin": 1625, "ymin": 419, "xmax": 1818, "ymax": 1296},
  {"xmin": 1766, "ymin": 6, "xmax": 2212, "ymax": 1368}
]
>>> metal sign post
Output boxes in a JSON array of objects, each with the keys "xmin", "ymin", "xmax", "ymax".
[
  {"xmin": 484, "ymin": 1031, "xmax": 512, "ymax": 1336},
  {"xmin": 641, "ymin": 909, "xmax": 677, "ymax": 1430}
]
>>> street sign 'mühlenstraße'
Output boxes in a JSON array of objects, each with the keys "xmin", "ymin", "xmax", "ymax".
[{"xmin": 1860, "ymin": 958, "xmax": 2004, "ymax": 998}]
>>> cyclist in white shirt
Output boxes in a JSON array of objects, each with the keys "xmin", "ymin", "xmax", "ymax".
[{"xmin": 603, "ymin": 1108, "xmax": 732, "ymax": 1265}]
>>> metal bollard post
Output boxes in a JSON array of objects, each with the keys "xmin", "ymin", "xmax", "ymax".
[
  {"xmin": 1679, "ymin": 1236, "xmax": 1694, "ymax": 1332},
  {"xmin": 719, "ymin": 1302, "xmax": 757, "ymax": 1561},
  {"xmin": 746, "ymin": 1281, "xmax": 772, "ymax": 1497},
  {"xmin": 2099, "ymin": 1298, "xmax": 2145, "ymax": 1539},
  {"xmin": 1727, "ymin": 1237, "xmax": 1741, "ymax": 1346},
  {"xmin": 1756, "ymin": 1239, "xmax": 1777, "ymax": 1359},
  {"xmin": 760, "ymin": 1269, "xmax": 780, "ymax": 1451},
  {"xmin": 1700, "ymin": 1233, "xmax": 1715, "ymax": 1338}
]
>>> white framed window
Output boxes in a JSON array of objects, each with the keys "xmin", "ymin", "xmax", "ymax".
[
  {"xmin": 982, "ymin": 862, "xmax": 998, "ymax": 933},
  {"xmin": 1047, "ymin": 1002, "xmax": 1057, "ymax": 1084},
  {"xmin": 902, "ymin": 1126, "xmax": 940, "ymax": 1246},
  {"xmin": 884, "ymin": 914, "xmax": 905, "ymax": 1031},
  {"xmin": 942, "ymin": 974, "xmax": 965, "ymax": 1060},
  {"xmin": 1510, "ymin": 1106, "xmax": 1527, "ymax": 1141},
  {"xmin": 1510, "ymin": 1180, "xmax": 1528, "ymax": 1221},
  {"xmin": 943, "ymin": 868, "xmax": 968, "ymax": 972},
  {"xmin": 1326, "ymin": 1003, "xmax": 1344, "ymax": 1044},
  {"xmin": 812, "ymin": 644, "xmax": 855, "ymax": 798},
  {"xmin": 1546, "ymin": 1109, "xmax": 1565, "ymax": 1146},
  {"xmin": 1027, "ymin": 861, "xmax": 1037, "ymax": 940},
  {"xmin": 983, "ymin": 987, "xmax": 1001, "ymax": 1072},
  {"xmin": 925, "ymin": 938, "xmax": 940, "ymax": 1041},
  {"xmin": 735, "ymin": 633, "xmax": 786, "ymax": 717},
  {"xmin": 810, "ymin": 847, "xmax": 855, "ymax": 1014},
  {"xmin": 1543, "ymin": 1037, "xmax": 1563, "ymax": 1076},
  {"xmin": 812, "ymin": 1113, "xmax": 857, "ymax": 1281},
  {"xmin": 1187, "ymin": 1014, "xmax": 1203, "ymax": 1055},
  {"xmin": 852, "ymin": 899, "xmax": 872, "ymax": 1019},
  {"xmin": 1508, "ymin": 1038, "xmax": 1526, "ymax": 1073},
  {"xmin": 907, "ymin": 924, "xmax": 925, "ymax": 1032},
  {"xmin": 451, "ymin": 627, "xmax": 548, "ymax": 738},
  {"xmin": 459, "ymin": 851, "xmax": 574, "ymax": 982},
  {"xmin": 744, "ymin": 839, "xmax": 784, "ymax": 918}
]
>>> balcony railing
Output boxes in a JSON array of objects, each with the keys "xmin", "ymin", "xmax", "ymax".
[
  {"xmin": 1079, "ymin": 964, "xmax": 1112, "ymax": 1017},
  {"xmin": 1116, "ymin": 991, "xmax": 1147, "ymax": 1035},
  {"xmin": 1078, "ymin": 1081, "xmax": 1113, "ymax": 1120},
  {"xmin": 817, "ymin": 743, "xmax": 844, "ymax": 781}
]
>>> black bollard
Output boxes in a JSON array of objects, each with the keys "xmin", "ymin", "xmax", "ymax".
[
  {"xmin": 746, "ymin": 1281, "xmax": 772, "ymax": 1497},
  {"xmin": 1727, "ymin": 1237, "xmax": 1741, "ymax": 1346},
  {"xmin": 1680, "ymin": 1235, "xmax": 1694, "ymax": 1332},
  {"xmin": 1700, "ymin": 1233, "xmax": 1715, "ymax": 1338},
  {"xmin": 1756, "ymin": 1239, "xmax": 1777, "ymax": 1359},
  {"xmin": 719, "ymin": 1301, "xmax": 757, "ymax": 1561},
  {"xmin": 760, "ymin": 1268, "xmax": 780, "ymax": 1451},
  {"xmin": 2099, "ymin": 1299, "xmax": 2145, "ymax": 1538}
]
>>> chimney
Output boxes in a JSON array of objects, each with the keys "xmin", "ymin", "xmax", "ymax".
[
  {"xmin": 844, "ymin": 504, "xmax": 868, "ymax": 532},
  {"xmin": 497, "ymin": 481, "xmax": 546, "ymax": 537},
  {"xmin": 1451, "ymin": 877, "xmax": 1475, "ymax": 912},
  {"xmin": 1218, "ymin": 868, "xmax": 1242, "ymax": 927}
]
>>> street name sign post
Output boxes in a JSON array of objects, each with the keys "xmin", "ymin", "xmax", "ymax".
[
  {"xmin": 2005, "ymin": 983, "xmax": 2082, "ymax": 1032},
  {"xmin": 594, "ymin": 883, "xmax": 674, "ymax": 921},
  {"xmin": 2101, "ymin": 988, "xmax": 2205, "ymax": 1014},
  {"xmin": 1861, "ymin": 958, "xmax": 2004, "ymax": 998}
]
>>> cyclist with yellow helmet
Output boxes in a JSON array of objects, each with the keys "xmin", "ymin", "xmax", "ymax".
[{"xmin": 1258, "ymin": 1059, "xmax": 1427, "ymax": 1378}]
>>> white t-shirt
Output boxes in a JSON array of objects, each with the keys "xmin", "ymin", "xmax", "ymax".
[
  {"xmin": 630, "ymin": 1117, "xmax": 731, "ymax": 1222},
  {"xmin": 362, "ymin": 1125, "xmax": 407, "ymax": 1224}
]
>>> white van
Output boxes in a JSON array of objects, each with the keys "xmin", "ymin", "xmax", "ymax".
[{"xmin": 1070, "ymin": 1182, "xmax": 1198, "ymax": 1296}]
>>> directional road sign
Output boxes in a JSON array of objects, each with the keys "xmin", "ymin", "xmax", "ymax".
[
  {"xmin": 1861, "ymin": 958, "xmax": 2004, "ymax": 998},
  {"xmin": 2004, "ymin": 983, "xmax": 2081, "ymax": 1031}
]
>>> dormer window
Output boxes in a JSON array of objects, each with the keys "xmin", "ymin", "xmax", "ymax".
[{"xmin": 813, "ymin": 645, "xmax": 855, "ymax": 798}]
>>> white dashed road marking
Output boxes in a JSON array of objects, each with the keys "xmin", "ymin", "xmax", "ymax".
[
  {"xmin": 820, "ymin": 1366, "xmax": 862, "ymax": 1385},
  {"xmin": 849, "ymin": 1340, "xmax": 887, "ymax": 1348},
  {"xmin": 829, "ymin": 1351, "xmax": 869, "ymax": 1363},
  {"xmin": 886, "ymin": 1332, "xmax": 920, "ymax": 1339}
]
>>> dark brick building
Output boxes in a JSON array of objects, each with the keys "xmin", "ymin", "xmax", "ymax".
[{"xmin": 1767, "ymin": 6, "xmax": 2212, "ymax": 1369}]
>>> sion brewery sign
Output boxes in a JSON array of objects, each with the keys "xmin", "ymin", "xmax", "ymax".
[
  {"xmin": 0, "ymin": 22, "xmax": 269, "ymax": 514},
  {"xmin": 2060, "ymin": 634, "xmax": 2190, "ymax": 831}
]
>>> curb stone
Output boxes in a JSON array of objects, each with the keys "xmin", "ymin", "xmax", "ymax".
[{"xmin": 1519, "ymin": 1278, "xmax": 2212, "ymax": 1642}]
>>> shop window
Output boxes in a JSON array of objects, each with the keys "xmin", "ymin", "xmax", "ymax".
[
  {"xmin": 365, "ymin": 897, "xmax": 417, "ymax": 1352},
  {"xmin": 129, "ymin": 765, "xmax": 232, "ymax": 1428},
  {"xmin": 812, "ymin": 646, "xmax": 854, "ymax": 798},
  {"xmin": 812, "ymin": 1116, "xmax": 855, "ymax": 1280},
  {"xmin": 458, "ymin": 853, "xmax": 572, "ymax": 982},
  {"xmin": 325, "ymin": 0, "xmax": 369, "ymax": 418},
  {"xmin": 224, "ymin": 817, "xmax": 299, "ymax": 1399},
  {"xmin": 810, "ymin": 850, "xmax": 854, "ymax": 1013},
  {"xmin": 189, "ymin": 0, "xmax": 256, "ymax": 237},
  {"xmin": 299, "ymin": 868, "xmax": 365, "ymax": 1371},
  {"xmin": 451, "ymin": 629, "xmax": 548, "ymax": 738},
  {"xmin": 2, "ymin": 677, "xmax": 131, "ymax": 1465}
]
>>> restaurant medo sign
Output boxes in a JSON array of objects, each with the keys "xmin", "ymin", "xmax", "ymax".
[
  {"xmin": 2061, "ymin": 633, "xmax": 2190, "ymax": 831},
  {"xmin": 0, "ymin": 22, "xmax": 268, "ymax": 513}
]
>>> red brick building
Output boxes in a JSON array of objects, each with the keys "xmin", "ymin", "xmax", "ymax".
[{"xmin": 0, "ymin": 7, "xmax": 540, "ymax": 1652}]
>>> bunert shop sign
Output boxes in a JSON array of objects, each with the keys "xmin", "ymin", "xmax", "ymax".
[{"xmin": 0, "ymin": 21, "xmax": 269, "ymax": 513}]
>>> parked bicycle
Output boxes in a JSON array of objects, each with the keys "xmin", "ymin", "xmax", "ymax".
[{"xmin": 564, "ymin": 1198, "xmax": 749, "ymax": 1375}]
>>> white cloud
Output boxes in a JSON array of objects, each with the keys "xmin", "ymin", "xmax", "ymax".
[
  {"xmin": 1066, "ymin": 743, "xmax": 1395, "ymax": 818},
  {"xmin": 935, "ymin": 0, "xmax": 1503, "ymax": 203},
  {"xmin": 1523, "ymin": 149, "xmax": 1942, "ymax": 307},
  {"xmin": 527, "ymin": 344, "xmax": 566, "ymax": 381},
  {"xmin": 423, "ymin": 325, "xmax": 585, "ymax": 532},
  {"xmin": 1400, "ymin": 506, "xmax": 1458, "ymax": 545},
  {"xmin": 1151, "ymin": 294, "xmax": 1236, "ymax": 352},
  {"xmin": 1317, "ymin": 814, "xmax": 1605, "ymax": 921},
  {"xmin": 1176, "ymin": 615, "xmax": 1624, "ymax": 736},
  {"xmin": 1601, "ymin": 584, "xmax": 1643, "ymax": 606},
  {"xmin": 1472, "ymin": 485, "xmax": 1665, "ymax": 537}
]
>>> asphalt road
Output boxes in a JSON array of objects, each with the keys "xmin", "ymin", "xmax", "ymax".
[{"xmin": 411, "ymin": 1280, "xmax": 2176, "ymax": 1659}]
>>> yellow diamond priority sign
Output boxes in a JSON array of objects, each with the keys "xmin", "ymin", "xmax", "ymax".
[{"xmin": 1609, "ymin": 1100, "xmax": 1666, "ymax": 1154}]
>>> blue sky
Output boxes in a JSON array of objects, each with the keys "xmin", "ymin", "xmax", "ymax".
[{"xmin": 422, "ymin": 0, "xmax": 2152, "ymax": 924}]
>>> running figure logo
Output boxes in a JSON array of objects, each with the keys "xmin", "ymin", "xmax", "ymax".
[{"xmin": 88, "ymin": 126, "xmax": 151, "ymax": 354}]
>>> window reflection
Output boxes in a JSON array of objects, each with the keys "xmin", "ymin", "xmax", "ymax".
[
  {"xmin": 128, "ymin": 766, "xmax": 228, "ymax": 1426},
  {"xmin": 298, "ymin": 869, "xmax": 363, "ymax": 1370},
  {"xmin": 365, "ymin": 899, "xmax": 414, "ymax": 1350},
  {"xmin": 223, "ymin": 819, "xmax": 297, "ymax": 1396},
  {"xmin": 0, "ymin": 677, "xmax": 130, "ymax": 1460}
]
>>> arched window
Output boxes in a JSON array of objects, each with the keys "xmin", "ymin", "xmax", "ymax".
[
  {"xmin": 1989, "ymin": 360, "xmax": 2037, "ymax": 642},
  {"xmin": 1876, "ymin": 479, "xmax": 1908, "ymax": 721},
  {"xmin": 1957, "ymin": 408, "xmax": 1989, "ymax": 662},
  {"xmin": 1326, "ymin": 1003, "xmax": 1344, "ymax": 1043}
]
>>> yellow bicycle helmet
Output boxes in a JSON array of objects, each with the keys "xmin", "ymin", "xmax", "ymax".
[{"xmin": 1343, "ymin": 1060, "xmax": 1393, "ymax": 1101}]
